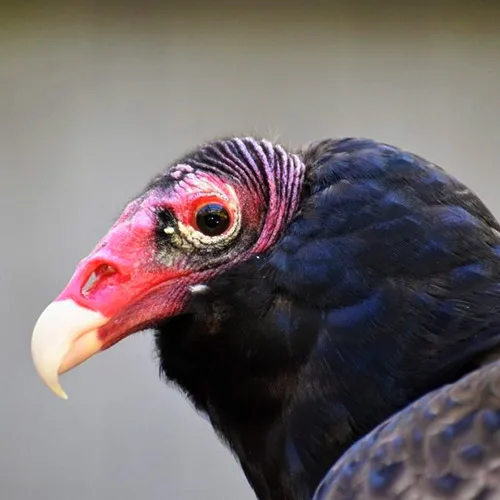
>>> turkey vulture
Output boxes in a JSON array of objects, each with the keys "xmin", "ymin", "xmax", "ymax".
[{"xmin": 31, "ymin": 137, "xmax": 500, "ymax": 499}]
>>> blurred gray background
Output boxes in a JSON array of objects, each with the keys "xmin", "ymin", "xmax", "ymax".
[{"xmin": 1, "ymin": 1, "xmax": 500, "ymax": 498}]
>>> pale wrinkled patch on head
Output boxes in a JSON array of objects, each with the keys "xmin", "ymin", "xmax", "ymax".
[{"xmin": 169, "ymin": 163, "xmax": 195, "ymax": 180}]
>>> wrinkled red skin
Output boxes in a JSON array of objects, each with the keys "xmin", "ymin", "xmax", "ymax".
[{"xmin": 54, "ymin": 172, "xmax": 263, "ymax": 350}]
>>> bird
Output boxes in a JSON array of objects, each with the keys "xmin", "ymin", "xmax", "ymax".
[{"xmin": 31, "ymin": 136, "xmax": 500, "ymax": 499}]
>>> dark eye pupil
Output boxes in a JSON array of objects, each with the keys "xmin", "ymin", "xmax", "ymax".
[
  {"xmin": 196, "ymin": 203, "xmax": 230, "ymax": 236},
  {"xmin": 204, "ymin": 213, "xmax": 221, "ymax": 229}
]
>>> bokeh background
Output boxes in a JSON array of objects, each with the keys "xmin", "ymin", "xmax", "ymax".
[{"xmin": 1, "ymin": 1, "xmax": 500, "ymax": 498}]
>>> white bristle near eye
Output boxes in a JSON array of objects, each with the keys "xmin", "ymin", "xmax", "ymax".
[
  {"xmin": 164, "ymin": 227, "xmax": 175, "ymax": 235},
  {"xmin": 190, "ymin": 284, "xmax": 210, "ymax": 295}
]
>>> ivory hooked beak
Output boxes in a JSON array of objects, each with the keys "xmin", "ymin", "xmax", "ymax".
[{"xmin": 31, "ymin": 299, "xmax": 109, "ymax": 399}]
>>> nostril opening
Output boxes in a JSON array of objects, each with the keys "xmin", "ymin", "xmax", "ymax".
[{"xmin": 82, "ymin": 264, "xmax": 118, "ymax": 297}]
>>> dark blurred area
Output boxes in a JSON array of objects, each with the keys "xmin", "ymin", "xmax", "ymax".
[{"xmin": 1, "ymin": 1, "xmax": 499, "ymax": 498}]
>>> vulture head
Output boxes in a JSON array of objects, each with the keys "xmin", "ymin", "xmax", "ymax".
[{"xmin": 31, "ymin": 137, "xmax": 500, "ymax": 499}]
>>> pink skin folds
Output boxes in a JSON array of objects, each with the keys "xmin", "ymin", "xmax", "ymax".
[
  {"xmin": 58, "ymin": 176, "xmax": 243, "ymax": 347},
  {"xmin": 31, "ymin": 142, "xmax": 306, "ymax": 398},
  {"xmin": 53, "ymin": 171, "xmax": 265, "ymax": 354}
]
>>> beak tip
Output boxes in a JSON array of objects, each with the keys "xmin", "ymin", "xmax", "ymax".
[
  {"xmin": 52, "ymin": 384, "xmax": 69, "ymax": 400},
  {"xmin": 31, "ymin": 299, "xmax": 107, "ymax": 399},
  {"xmin": 37, "ymin": 375, "xmax": 68, "ymax": 399}
]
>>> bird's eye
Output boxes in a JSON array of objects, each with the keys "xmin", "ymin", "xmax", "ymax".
[{"xmin": 195, "ymin": 203, "xmax": 230, "ymax": 237}]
